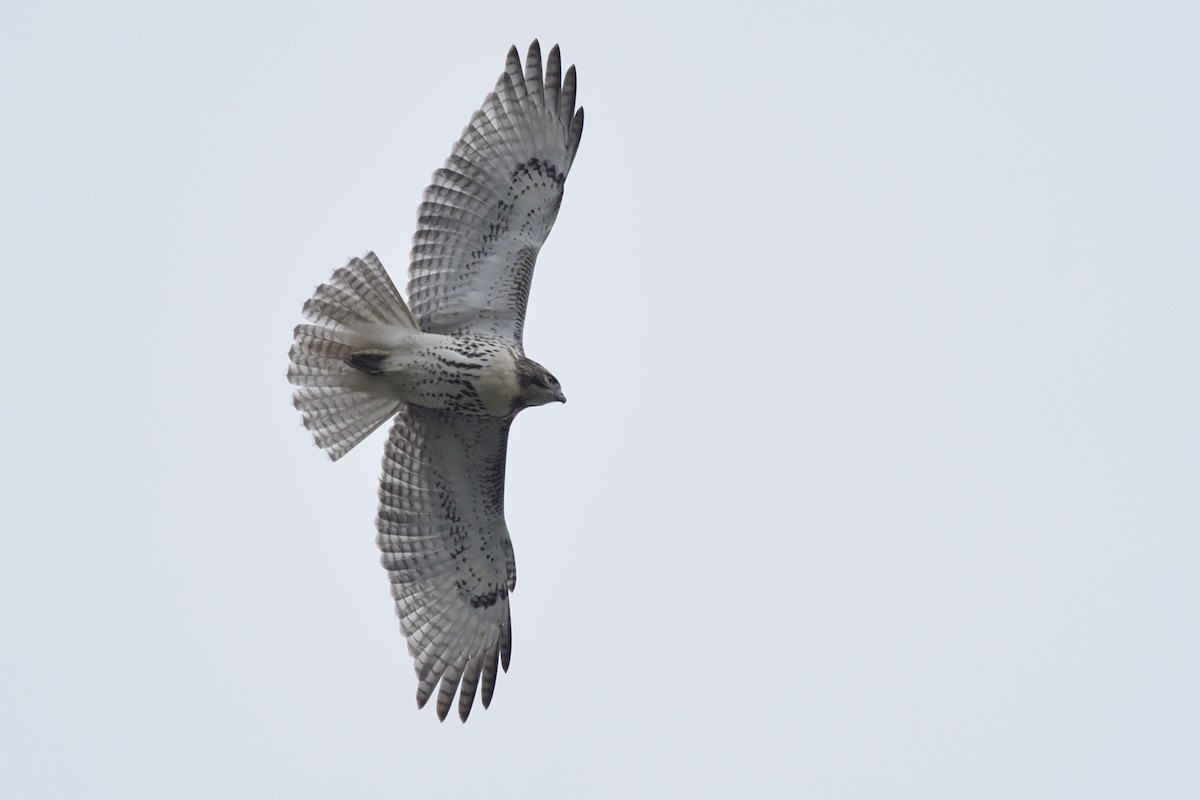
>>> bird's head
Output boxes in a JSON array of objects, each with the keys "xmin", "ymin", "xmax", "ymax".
[{"xmin": 516, "ymin": 358, "xmax": 567, "ymax": 408}]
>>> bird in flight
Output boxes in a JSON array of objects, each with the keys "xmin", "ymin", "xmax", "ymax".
[{"xmin": 287, "ymin": 41, "xmax": 584, "ymax": 721}]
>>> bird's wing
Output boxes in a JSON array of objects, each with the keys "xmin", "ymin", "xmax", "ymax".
[
  {"xmin": 377, "ymin": 405, "xmax": 518, "ymax": 721},
  {"xmin": 407, "ymin": 40, "xmax": 585, "ymax": 344}
]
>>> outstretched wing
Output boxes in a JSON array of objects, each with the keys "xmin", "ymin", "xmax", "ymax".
[
  {"xmin": 407, "ymin": 40, "xmax": 585, "ymax": 343},
  {"xmin": 377, "ymin": 405, "xmax": 517, "ymax": 721}
]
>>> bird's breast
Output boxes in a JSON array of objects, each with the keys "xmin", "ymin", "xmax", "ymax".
[{"xmin": 472, "ymin": 348, "xmax": 522, "ymax": 417}]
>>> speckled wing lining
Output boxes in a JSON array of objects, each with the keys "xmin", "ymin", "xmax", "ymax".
[
  {"xmin": 407, "ymin": 40, "xmax": 585, "ymax": 344},
  {"xmin": 377, "ymin": 405, "xmax": 517, "ymax": 721}
]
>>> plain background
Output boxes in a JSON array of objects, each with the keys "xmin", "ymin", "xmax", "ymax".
[{"xmin": 2, "ymin": 1, "xmax": 1197, "ymax": 797}]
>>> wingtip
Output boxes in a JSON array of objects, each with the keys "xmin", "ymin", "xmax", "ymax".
[
  {"xmin": 436, "ymin": 705, "xmax": 450, "ymax": 722},
  {"xmin": 569, "ymin": 106, "xmax": 584, "ymax": 154}
]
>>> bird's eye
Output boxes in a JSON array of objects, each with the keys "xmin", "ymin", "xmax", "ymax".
[{"xmin": 545, "ymin": 374, "xmax": 558, "ymax": 386}]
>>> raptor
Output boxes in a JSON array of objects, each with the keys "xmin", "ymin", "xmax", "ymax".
[{"xmin": 287, "ymin": 41, "xmax": 583, "ymax": 721}]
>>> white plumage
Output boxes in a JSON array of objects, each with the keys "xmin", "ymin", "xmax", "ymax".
[{"xmin": 287, "ymin": 41, "xmax": 583, "ymax": 721}]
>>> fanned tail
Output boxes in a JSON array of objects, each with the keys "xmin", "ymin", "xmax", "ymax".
[{"xmin": 287, "ymin": 252, "xmax": 418, "ymax": 460}]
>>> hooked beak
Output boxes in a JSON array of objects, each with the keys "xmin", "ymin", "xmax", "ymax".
[{"xmin": 555, "ymin": 390, "xmax": 567, "ymax": 404}]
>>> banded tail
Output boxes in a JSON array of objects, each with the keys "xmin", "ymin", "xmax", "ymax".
[{"xmin": 287, "ymin": 252, "xmax": 418, "ymax": 460}]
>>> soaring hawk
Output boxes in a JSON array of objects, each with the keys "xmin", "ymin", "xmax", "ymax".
[{"xmin": 287, "ymin": 41, "xmax": 584, "ymax": 721}]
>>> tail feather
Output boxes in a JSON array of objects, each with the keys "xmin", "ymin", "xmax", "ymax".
[
  {"xmin": 292, "ymin": 388, "xmax": 399, "ymax": 460},
  {"xmin": 333, "ymin": 259, "xmax": 414, "ymax": 327},
  {"xmin": 288, "ymin": 252, "xmax": 417, "ymax": 461}
]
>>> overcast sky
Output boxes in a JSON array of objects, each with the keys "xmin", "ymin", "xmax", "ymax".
[{"xmin": 3, "ymin": 1, "xmax": 1198, "ymax": 797}]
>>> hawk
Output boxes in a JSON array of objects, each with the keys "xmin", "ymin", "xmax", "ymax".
[{"xmin": 287, "ymin": 41, "xmax": 584, "ymax": 721}]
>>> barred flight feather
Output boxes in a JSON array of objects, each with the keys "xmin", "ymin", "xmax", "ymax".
[{"xmin": 408, "ymin": 41, "xmax": 584, "ymax": 342}]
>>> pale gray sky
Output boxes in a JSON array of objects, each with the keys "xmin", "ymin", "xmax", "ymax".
[{"xmin": 2, "ymin": 1, "xmax": 1198, "ymax": 797}]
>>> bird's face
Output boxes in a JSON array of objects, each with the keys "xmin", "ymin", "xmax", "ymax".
[{"xmin": 517, "ymin": 360, "xmax": 567, "ymax": 407}]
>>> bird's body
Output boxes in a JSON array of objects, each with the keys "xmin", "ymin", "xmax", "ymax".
[
  {"xmin": 345, "ymin": 331, "xmax": 551, "ymax": 419},
  {"xmin": 287, "ymin": 41, "xmax": 583, "ymax": 721}
]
